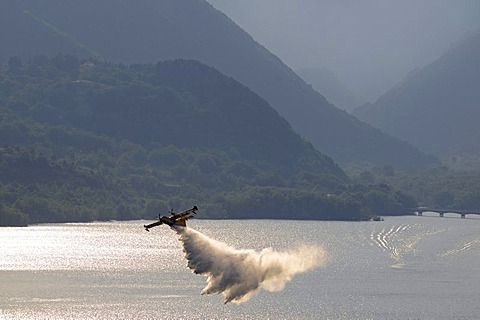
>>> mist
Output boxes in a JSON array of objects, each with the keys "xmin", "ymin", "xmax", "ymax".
[
  {"xmin": 174, "ymin": 226, "xmax": 325, "ymax": 304},
  {"xmin": 207, "ymin": 0, "xmax": 480, "ymax": 101}
]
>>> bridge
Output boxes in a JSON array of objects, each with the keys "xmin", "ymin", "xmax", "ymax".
[{"xmin": 414, "ymin": 207, "xmax": 480, "ymax": 218}]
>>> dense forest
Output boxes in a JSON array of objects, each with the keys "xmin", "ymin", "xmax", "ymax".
[
  {"xmin": 0, "ymin": 56, "xmax": 416, "ymax": 226},
  {"xmin": 348, "ymin": 164, "xmax": 480, "ymax": 211}
]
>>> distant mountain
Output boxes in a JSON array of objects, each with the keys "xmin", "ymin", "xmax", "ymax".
[
  {"xmin": 297, "ymin": 67, "xmax": 364, "ymax": 112},
  {"xmin": 0, "ymin": 0, "xmax": 435, "ymax": 168},
  {"xmin": 354, "ymin": 31, "xmax": 480, "ymax": 157}
]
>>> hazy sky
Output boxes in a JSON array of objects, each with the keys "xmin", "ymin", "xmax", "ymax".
[{"xmin": 207, "ymin": 0, "xmax": 480, "ymax": 101}]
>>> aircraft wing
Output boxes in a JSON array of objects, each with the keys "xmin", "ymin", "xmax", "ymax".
[
  {"xmin": 172, "ymin": 206, "xmax": 198, "ymax": 218},
  {"xmin": 144, "ymin": 220, "xmax": 162, "ymax": 231}
]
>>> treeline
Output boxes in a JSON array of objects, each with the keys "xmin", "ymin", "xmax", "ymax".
[
  {"xmin": 0, "ymin": 144, "xmax": 416, "ymax": 226},
  {"xmin": 349, "ymin": 165, "xmax": 480, "ymax": 211},
  {"xmin": 1, "ymin": 141, "xmax": 413, "ymax": 225},
  {"xmin": 0, "ymin": 55, "xmax": 417, "ymax": 225},
  {"xmin": 220, "ymin": 184, "xmax": 415, "ymax": 220}
]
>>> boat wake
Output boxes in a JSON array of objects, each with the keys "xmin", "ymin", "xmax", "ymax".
[
  {"xmin": 174, "ymin": 226, "xmax": 325, "ymax": 304},
  {"xmin": 438, "ymin": 238, "xmax": 480, "ymax": 258},
  {"xmin": 370, "ymin": 224, "xmax": 443, "ymax": 268}
]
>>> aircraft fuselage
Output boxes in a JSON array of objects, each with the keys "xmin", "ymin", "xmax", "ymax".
[{"xmin": 144, "ymin": 206, "xmax": 197, "ymax": 231}]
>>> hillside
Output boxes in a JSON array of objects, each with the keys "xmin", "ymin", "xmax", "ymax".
[
  {"xmin": 297, "ymin": 67, "xmax": 364, "ymax": 112},
  {"xmin": 0, "ymin": 57, "xmax": 419, "ymax": 225},
  {"xmin": 0, "ymin": 0, "xmax": 435, "ymax": 168},
  {"xmin": 354, "ymin": 31, "xmax": 480, "ymax": 158},
  {"xmin": 3, "ymin": 57, "xmax": 343, "ymax": 175}
]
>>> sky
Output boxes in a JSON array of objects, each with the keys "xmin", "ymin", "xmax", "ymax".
[{"xmin": 207, "ymin": 0, "xmax": 480, "ymax": 101}]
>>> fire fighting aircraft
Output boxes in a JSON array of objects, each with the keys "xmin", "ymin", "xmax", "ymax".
[{"xmin": 144, "ymin": 206, "xmax": 198, "ymax": 231}]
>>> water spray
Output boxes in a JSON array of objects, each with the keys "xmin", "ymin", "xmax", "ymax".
[{"xmin": 174, "ymin": 226, "xmax": 325, "ymax": 304}]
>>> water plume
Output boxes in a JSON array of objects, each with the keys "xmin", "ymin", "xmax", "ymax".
[{"xmin": 174, "ymin": 226, "xmax": 325, "ymax": 304}]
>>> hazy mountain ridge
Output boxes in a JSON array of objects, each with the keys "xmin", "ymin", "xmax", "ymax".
[
  {"xmin": 206, "ymin": 0, "xmax": 480, "ymax": 102},
  {"xmin": 0, "ymin": 0, "xmax": 435, "ymax": 168},
  {"xmin": 353, "ymin": 30, "xmax": 480, "ymax": 157},
  {"xmin": 297, "ymin": 67, "xmax": 364, "ymax": 112}
]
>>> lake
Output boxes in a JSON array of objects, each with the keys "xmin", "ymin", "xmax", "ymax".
[{"xmin": 1, "ymin": 214, "xmax": 479, "ymax": 319}]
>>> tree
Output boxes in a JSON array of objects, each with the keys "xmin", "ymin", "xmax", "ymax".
[{"xmin": 0, "ymin": 205, "xmax": 29, "ymax": 227}]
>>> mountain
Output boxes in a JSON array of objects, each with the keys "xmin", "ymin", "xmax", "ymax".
[
  {"xmin": 0, "ymin": 56, "xmax": 345, "ymax": 224},
  {"xmin": 0, "ymin": 56, "xmax": 419, "ymax": 225},
  {"xmin": 0, "ymin": 0, "xmax": 435, "ymax": 168},
  {"xmin": 297, "ymin": 67, "xmax": 364, "ymax": 112},
  {"xmin": 1, "ymin": 57, "xmax": 344, "ymax": 181},
  {"xmin": 206, "ymin": 0, "xmax": 480, "ymax": 103},
  {"xmin": 353, "ymin": 30, "xmax": 480, "ymax": 158}
]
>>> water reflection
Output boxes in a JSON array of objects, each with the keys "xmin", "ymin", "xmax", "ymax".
[{"xmin": 1, "ymin": 217, "xmax": 479, "ymax": 319}]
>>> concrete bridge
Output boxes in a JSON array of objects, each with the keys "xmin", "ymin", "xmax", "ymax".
[{"xmin": 414, "ymin": 207, "xmax": 480, "ymax": 218}]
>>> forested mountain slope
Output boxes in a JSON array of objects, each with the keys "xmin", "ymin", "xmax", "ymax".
[
  {"xmin": 0, "ymin": 0, "xmax": 435, "ymax": 168},
  {"xmin": 354, "ymin": 31, "xmax": 480, "ymax": 158},
  {"xmin": 0, "ymin": 57, "xmax": 417, "ymax": 226}
]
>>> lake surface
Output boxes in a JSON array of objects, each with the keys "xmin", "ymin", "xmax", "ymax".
[{"xmin": 1, "ymin": 214, "xmax": 479, "ymax": 319}]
